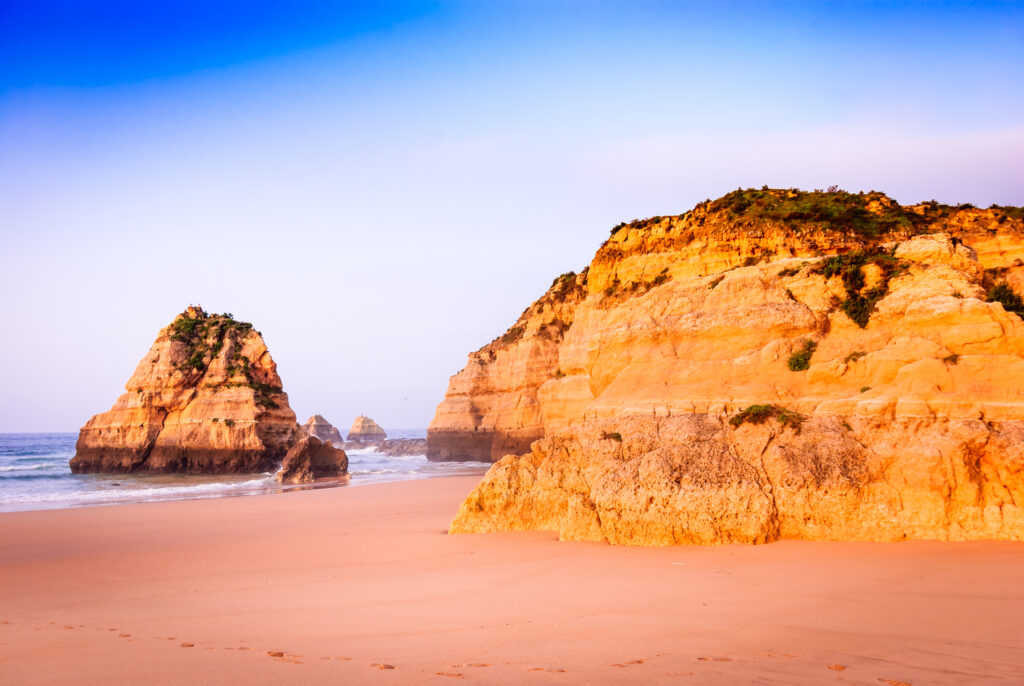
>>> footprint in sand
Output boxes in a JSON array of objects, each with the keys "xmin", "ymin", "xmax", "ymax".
[
  {"xmin": 435, "ymin": 673, "xmax": 465, "ymax": 679},
  {"xmin": 180, "ymin": 643, "xmax": 194, "ymax": 648},
  {"xmin": 371, "ymin": 663, "xmax": 396, "ymax": 670},
  {"xmin": 119, "ymin": 633, "xmax": 131, "ymax": 638},
  {"xmin": 467, "ymin": 663, "xmax": 491, "ymax": 668},
  {"xmin": 267, "ymin": 651, "xmax": 286, "ymax": 658},
  {"xmin": 879, "ymin": 680, "xmax": 912, "ymax": 686},
  {"xmin": 828, "ymin": 664, "xmax": 847, "ymax": 671},
  {"xmin": 527, "ymin": 667, "xmax": 567, "ymax": 673}
]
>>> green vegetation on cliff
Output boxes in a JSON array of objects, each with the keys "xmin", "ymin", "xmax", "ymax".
[
  {"xmin": 709, "ymin": 187, "xmax": 924, "ymax": 238},
  {"xmin": 169, "ymin": 306, "xmax": 281, "ymax": 408},
  {"xmin": 987, "ymin": 282, "xmax": 1024, "ymax": 318},
  {"xmin": 729, "ymin": 404, "xmax": 805, "ymax": 432},
  {"xmin": 812, "ymin": 249, "xmax": 907, "ymax": 328}
]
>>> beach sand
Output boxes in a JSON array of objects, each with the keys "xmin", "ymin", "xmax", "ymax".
[{"xmin": 1, "ymin": 476, "xmax": 1022, "ymax": 685}]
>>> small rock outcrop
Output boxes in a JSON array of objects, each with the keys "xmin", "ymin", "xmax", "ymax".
[
  {"xmin": 301, "ymin": 415, "xmax": 344, "ymax": 445},
  {"xmin": 71, "ymin": 306, "xmax": 300, "ymax": 474},
  {"xmin": 435, "ymin": 189, "xmax": 1024, "ymax": 544},
  {"xmin": 347, "ymin": 415, "xmax": 387, "ymax": 441},
  {"xmin": 276, "ymin": 436, "xmax": 349, "ymax": 484}
]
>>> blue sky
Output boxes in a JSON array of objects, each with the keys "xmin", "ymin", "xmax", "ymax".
[{"xmin": 1, "ymin": 1, "xmax": 1022, "ymax": 431}]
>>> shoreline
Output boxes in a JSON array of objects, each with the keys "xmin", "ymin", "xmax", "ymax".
[
  {"xmin": 0, "ymin": 432, "xmax": 488, "ymax": 514},
  {"xmin": 2, "ymin": 476, "xmax": 1022, "ymax": 685}
]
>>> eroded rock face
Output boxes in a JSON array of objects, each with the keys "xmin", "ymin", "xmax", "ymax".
[
  {"xmin": 301, "ymin": 415, "xmax": 344, "ymax": 445},
  {"xmin": 347, "ymin": 415, "xmax": 387, "ymax": 441},
  {"xmin": 437, "ymin": 189, "xmax": 1024, "ymax": 544},
  {"xmin": 276, "ymin": 436, "xmax": 349, "ymax": 484},
  {"xmin": 71, "ymin": 307, "xmax": 300, "ymax": 474}
]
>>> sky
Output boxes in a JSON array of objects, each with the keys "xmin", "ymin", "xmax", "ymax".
[{"xmin": 1, "ymin": 1, "xmax": 1023, "ymax": 432}]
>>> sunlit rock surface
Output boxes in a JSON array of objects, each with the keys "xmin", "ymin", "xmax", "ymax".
[
  {"xmin": 72, "ymin": 307, "xmax": 300, "ymax": 474},
  {"xmin": 435, "ymin": 190, "xmax": 1024, "ymax": 544}
]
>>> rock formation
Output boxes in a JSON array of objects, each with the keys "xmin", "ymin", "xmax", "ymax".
[
  {"xmin": 301, "ymin": 414, "xmax": 344, "ymax": 445},
  {"xmin": 433, "ymin": 189, "xmax": 1024, "ymax": 544},
  {"xmin": 347, "ymin": 415, "xmax": 387, "ymax": 441},
  {"xmin": 276, "ymin": 436, "xmax": 349, "ymax": 484},
  {"xmin": 72, "ymin": 306, "xmax": 300, "ymax": 474}
]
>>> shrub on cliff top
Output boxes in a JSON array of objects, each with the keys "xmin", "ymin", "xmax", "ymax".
[
  {"xmin": 169, "ymin": 307, "xmax": 257, "ymax": 376},
  {"xmin": 601, "ymin": 431, "xmax": 623, "ymax": 442},
  {"xmin": 711, "ymin": 188, "xmax": 921, "ymax": 238}
]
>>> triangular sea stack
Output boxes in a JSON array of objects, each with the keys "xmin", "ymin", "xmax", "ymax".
[
  {"xmin": 72, "ymin": 306, "xmax": 307, "ymax": 474},
  {"xmin": 301, "ymin": 414, "xmax": 344, "ymax": 445},
  {"xmin": 347, "ymin": 415, "xmax": 387, "ymax": 441}
]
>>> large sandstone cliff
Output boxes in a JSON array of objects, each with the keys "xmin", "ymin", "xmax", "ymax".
[
  {"xmin": 72, "ymin": 306, "xmax": 302, "ymax": 474},
  {"xmin": 433, "ymin": 189, "xmax": 1024, "ymax": 544}
]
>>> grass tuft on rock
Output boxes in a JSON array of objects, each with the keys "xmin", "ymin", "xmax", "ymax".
[
  {"xmin": 986, "ymin": 282, "xmax": 1024, "ymax": 317},
  {"xmin": 787, "ymin": 340, "xmax": 818, "ymax": 371},
  {"xmin": 729, "ymin": 404, "xmax": 805, "ymax": 432}
]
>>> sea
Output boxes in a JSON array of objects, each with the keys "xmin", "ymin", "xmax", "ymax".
[{"xmin": 0, "ymin": 430, "xmax": 490, "ymax": 513}]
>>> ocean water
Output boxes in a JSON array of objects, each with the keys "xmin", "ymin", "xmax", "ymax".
[{"xmin": 0, "ymin": 430, "xmax": 490, "ymax": 513}]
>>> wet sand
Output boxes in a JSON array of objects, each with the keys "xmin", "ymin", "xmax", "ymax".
[{"xmin": 0, "ymin": 476, "xmax": 1022, "ymax": 685}]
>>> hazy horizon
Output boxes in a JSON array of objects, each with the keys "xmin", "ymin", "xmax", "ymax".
[{"xmin": 2, "ymin": 1, "xmax": 1023, "ymax": 432}]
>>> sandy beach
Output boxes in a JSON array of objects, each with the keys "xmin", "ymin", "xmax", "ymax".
[{"xmin": 1, "ymin": 476, "xmax": 1021, "ymax": 685}]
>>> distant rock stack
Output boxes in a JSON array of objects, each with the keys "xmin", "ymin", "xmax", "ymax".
[
  {"xmin": 347, "ymin": 415, "xmax": 387, "ymax": 441},
  {"xmin": 70, "ymin": 306, "xmax": 346, "ymax": 481},
  {"xmin": 301, "ymin": 414, "xmax": 344, "ymax": 445},
  {"xmin": 277, "ymin": 436, "xmax": 349, "ymax": 484}
]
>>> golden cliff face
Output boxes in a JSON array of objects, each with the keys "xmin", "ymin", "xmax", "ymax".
[
  {"xmin": 71, "ymin": 306, "xmax": 300, "ymax": 474},
  {"xmin": 433, "ymin": 189, "xmax": 1024, "ymax": 544}
]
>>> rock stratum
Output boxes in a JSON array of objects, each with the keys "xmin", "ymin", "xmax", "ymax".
[
  {"xmin": 72, "ymin": 306, "xmax": 306, "ymax": 474},
  {"xmin": 432, "ymin": 189, "xmax": 1024, "ymax": 544}
]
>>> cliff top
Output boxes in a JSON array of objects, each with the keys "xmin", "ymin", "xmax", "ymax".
[
  {"xmin": 481, "ymin": 188, "xmax": 1024, "ymax": 353},
  {"xmin": 608, "ymin": 187, "xmax": 1024, "ymax": 244}
]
